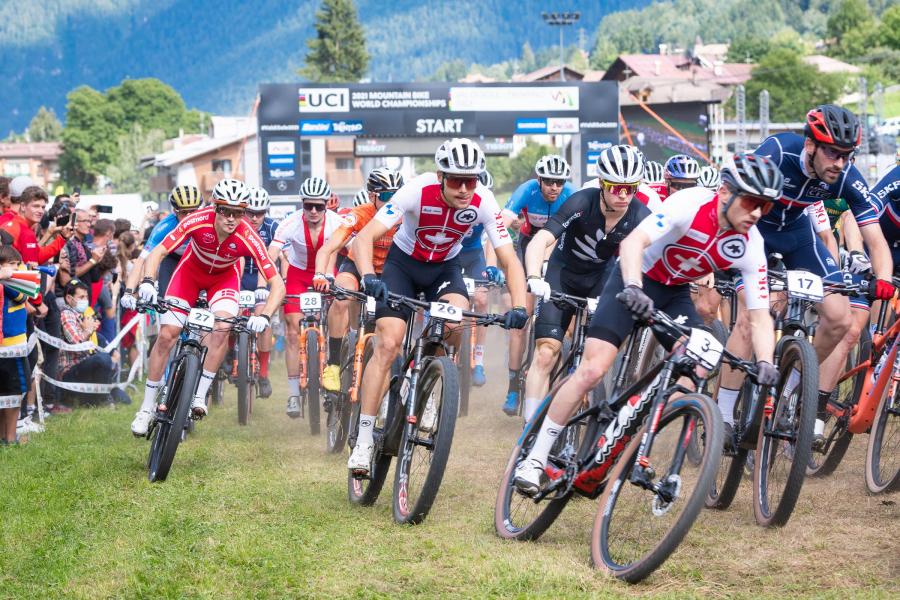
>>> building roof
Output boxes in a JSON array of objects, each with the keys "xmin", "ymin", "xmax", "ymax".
[
  {"xmin": 459, "ymin": 73, "xmax": 497, "ymax": 83},
  {"xmin": 144, "ymin": 117, "xmax": 256, "ymax": 169},
  {"xmin": 802, "ymin": 54, "xmax": 862, "ymax": 74},
  {"xmin": 0, "ymin": 142, "xmax": 62, "ymax": 160},
  {"xmin": 512, "ymin": 64, "xmax": 585, "ymax": 82},
  {"xmin": 603, "ymin": 54, "xmax": 753, "ymax": 86},
  {"xmin": 620, "ymin": 77, "xmax": 732, "ymax": 105}
]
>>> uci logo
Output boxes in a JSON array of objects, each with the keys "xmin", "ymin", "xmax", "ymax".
[
  {"xmin": 297, "ymin": 88, "xmax": 350, "ymax": 113},
  {"xmin": 453, "ymin": 208, "xmax": 478, "ymax": 225}
]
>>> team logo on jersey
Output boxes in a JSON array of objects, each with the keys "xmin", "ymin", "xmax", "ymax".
[
  {"xmin": 383, "ymin": 203, "xmax": 396, "ymax": 216},
  {"xmin": 717, "ymin": 235, "xmax": 746, "ymax": 260},
  {"xmin": 453, "ymin": 208, "xmax": 478, "ymax": 225},
  {"xmin": 415, "ymin": 226, "xmax": 459, "ymax": 253},
  {"xmin": 422, "ymin": 206, "xmax": 443, "ymax": 215},
  {"xmin": 228, "ymin": 242, "xmax": 237, "ymax": 249},
  {"xmin": 572, "ymin": 228, "xmax": 606, "ymax": 263},
  {"xmin": 662, "ymin": 244, "xmax": 715, "ymax": 278},
  {"xmin": 201, "ymin": 232, "xmax": 215, "ymax": 244},
  {"xmin": 342, "ymin": 214, "xmax": 357, "ymax": 228}
]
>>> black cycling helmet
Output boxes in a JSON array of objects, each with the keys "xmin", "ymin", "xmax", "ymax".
[
  {"xmin": 366, "ymin": 167, "xmax": 404, "ymax": 193},
  {"xmin": 804, "ymin": 104, "xmax": 861, "ymax": 149},
  {"xmin": 721, "ymin": 153, "xmax": 784, "ymax": 201}
]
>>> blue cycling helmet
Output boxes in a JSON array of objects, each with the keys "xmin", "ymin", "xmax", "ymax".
[{"xmin": 664, "ymin": 154, "xmax": 701, "ymax": 180}]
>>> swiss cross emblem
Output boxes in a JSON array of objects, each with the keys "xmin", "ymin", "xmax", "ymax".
[{"xmin": 662, "ymin": 244, "xmax": 715, "ymax": 278}]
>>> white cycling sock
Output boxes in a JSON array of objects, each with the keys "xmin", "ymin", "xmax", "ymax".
[
  {"xmin": 526, "ymin": 417, "xmax": 564, "ymax": 467},
  {"xmin": 287, "ymin": 376, "xmax": 301, "ymax": 397},
  {"xmin": 717, "ymin": 387, "xmax": 740, "ymax": 426},
  {"xmin": 193, "ymin": 370, "xmax": 216, "ymax": 403},
  {"xmin": 523, "ymin": 397, "xmax": 540, "ymax": 422},
  {"xmin": 474, "ymin": 345, "xmax": 485, "ymax": 367},
  {"xmin": 356, "ymin": 413, "xmax": 376, "ymax": 447},
  {"xmin": 141, "ymin": 379, "xmax": 163, "ymax": 412},
  {"xmin": 814, "ymin": 419, "xmax": 825, "ymax": 436}
]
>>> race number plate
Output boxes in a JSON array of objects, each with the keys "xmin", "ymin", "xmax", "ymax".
[
  {"xmin": 463, "ymin": 277, "xmax": 475, "ymax": 295},
  {"xmin": 366, "ymin": 296, "xmax": 376, "ymax": 316},
  {"xmin": 786, "ymin": 270, "xmax": 824, "ymax": 301},
  {"xmin": 239, "ymin": 291, "xmax": 256, "ymax": 308},
  {"xmin": 187, "ymin": 308, "xmax": 215, "ymax": 332},
  {"xmin": 684, "ymin": 328, "xmax": 724, "ymax": 370},
  {"xmin": 300, "ymin": 292, "xmax": 323, "ymax": 311},
  {"xmin": 429, "ymin": 302, "xmax": 463, "ymax": 322}
]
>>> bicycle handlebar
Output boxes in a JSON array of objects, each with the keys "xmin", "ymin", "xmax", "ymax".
[{"xmin": 136, "ymin": 299, "xmax": 252, "ymax": 333}]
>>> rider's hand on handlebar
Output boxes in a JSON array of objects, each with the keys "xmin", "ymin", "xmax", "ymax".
[
  {"xmin": 484, "ymin": 266, "xmax": 505, "ymax": 286},
  {"xmin": 755, "ymin": 360, "xmax": 779, "ymax": 386},
  {"xmin": 246, "ymin": 315, "xmax": 270, "ymax": 333},
  {"xmin": 255, "ymin": 287, "xmax": 270, "ymax": 303},
  {"xmin": 312, "ymin": 273, "xmax": 333, "ymax": 292},
  {"xmin": 120, "ymin": 291, "xmax": 136, "ymax": 310},
  {"xmin": 137, "ymin": 278, "xmax": 158, "ymax": 304},
  {"xmin": 526, "ymin": 277, "xmax": 551, "ymax": 301},
  {"xmin": 502, "ymin": 306, "xmax": 529, "ymax": 329},
  {"xmin": 870, "ymin": 278, "xmax": 896, "ymax": 301},
  {"xmin": 362, "ymin": 274, "xmax": 388, "ymax": 303},
  {"xmin": 619, "ymin": 284, "xmax": 654, "ymax": 320},
  {"xmin": 847, "ymin": 250, "xmax": 871, "ymax": 274}
]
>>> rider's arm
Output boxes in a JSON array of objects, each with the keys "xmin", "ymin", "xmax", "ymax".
[
  {"xmin": 501, "ymin": 181, "xmax": 530, "ymax": 228},
  {"xmin": 618, "ymin": 230, "xmax": 652, "ymax": 286},
  {"xmin": 484, "ymin": 238, "xmax": 497, "ymax": 268},
  {"xmin": 523, "ymin": 229, "xmax": 555, "ymax": 278},
  {"xmin": 314, "ymin": 225, "xmax": 352, "ymax": 275},
  {"xmin": 859, "ymin": 224, "xmax": 893, "ymax": 280},
  {"xmin": 260, "ymin": 272, "xmax": 285, "ymax": 319},
  {"xmin": 806, "ymin": 201, "xmax": 840, "ymax": 260},
  {"xmin": 739, "ymin": 230, "xmax": 775, "ymax": 363},
  {"xmin": 747, "ymin": 308, "xmax": 775, "ymax": 364},
  {"xmin": 142, "ymin": 243, "xmax": 171, "ymax": 280},
  {"xmin": 494, "ymin": 244, "xmax": 526, "ymax": 308},
  {"xmin": 126, "ymin": 256, "xmax": 146, "ymax": 290},
  {"xmin": 351, "ymin": 219, "xmax": 389, "ymax": 276},
  {"xmin": 843, "ymin": 169, "xmax": 893, "ymax": 279},
  {"xmin": 841, "ymin": 211, "xmax": 864, "ymax": 253}
]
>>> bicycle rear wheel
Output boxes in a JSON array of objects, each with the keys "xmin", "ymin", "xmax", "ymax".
[
  {"xmin": 327, "ymin": 331, "xmax": 357, "ymax": 454},
  {"xmin": 148, "ymin": 350, "xmax": 201, "ymax": 483},
  {"xmin": 392, "ymin": 356, "xmax": 459, "ymax": 525},
  {"xmin": 592, "ymin": 393, "xmax": 723, "ymax": 583},
  {"xmin": 753, "ymin": 336, "xmax": 817, "ymax": 527},
  {"xmin": 865, "ymin": 381, "xmax": 900, "ymax": 493},
  {"xmin": 458, "ymin": 322, "xmax": 472, "ymax": 417},
  {"xmin": 306, "ymin": 331, "xmax": 321, "ymax": 436},
  {"xmin": 706, "ymin": 378, "xmax": 754, "ymax": 510},
  {"xmin": 236, "ymin": 331, "xmax": 253, "ymax": 426}
]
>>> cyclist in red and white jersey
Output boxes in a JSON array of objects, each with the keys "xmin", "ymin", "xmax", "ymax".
[
  {"xmin": 580, "ymin": 144, "xmax": 664, "ymax": 212},
  {"xmin": 514, "ymin": 153, "xmax": 782, "ymax": 495},
  {"xmin": 347, "ymin": 138, "xmax": 529, "ymax": 476},
  {"xmin": 129, "ymin": 179, "xmax": 285, "ymax": 436},
  {"xmin": 644, "ymin": 160, "xmax": 668, "ymax": 199},
  {"xmin": 268, "ymin": 176, "xmax": 344, "ymax": 417}
]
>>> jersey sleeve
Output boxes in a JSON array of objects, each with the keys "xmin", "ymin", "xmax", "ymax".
[
  {"xmin": 160, "ymin": 212, "xmax": 205, "ymax": 254},
  {"xmin": 477, "ymin": 191, "xmax": 512, "ymax": 249},
  {"xmin": 272, "ymin": 212, "xmax": 304, "ymax": 247},
  {"xmin": 736, "ymin": 228, "xmax": 770, "ymax": 311},
  {"xmin": 141, "ymin": 216, "xmax": 176, "ymax": 258},
  {"xmin": 869, "ymin": 165, "xmax": 900, "ymax": 216},
  {"xmin": 373, "ymin": 183, "xmax": 418, "ymax": 229},
  {"xmin": 543, "ymin": 190, "xmax": 589, "ymax": 239},
  {"xmin": 806, "ymin": 201, "xmax": 831, "ymax": 234},
  {"xmin": 635, "ymin": 190, "xmax": 698, "ymax": 245},
  {"xmin": 753, "ymin": 135, "xmax": 785, "ymax": 167},
  {"xmin": 839, "ymin": 166, "xmax": 879, "ymax": 227},
  {"xmin": 502, "ymin": 180, "xmax": 531, "ymax": 217},
  {"xmin": 241, "ymin": 226, "xmax": 277, "ymax": 280}
]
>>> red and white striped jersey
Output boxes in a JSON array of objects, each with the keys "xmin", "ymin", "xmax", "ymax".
[
  {"xmin": 373, "ymin": 173, "xmax": 511, "ymax": 262},
  {"xmin": 272, "ymin": 209, "xmax": 343, "ymax": 271},
  {"xmin": 161, "ymin": 207, "xmax": 277, "ymax": 280},
  {"xmin": 638, "ymin": 187, "xmax": 770, "ymax": 310}
]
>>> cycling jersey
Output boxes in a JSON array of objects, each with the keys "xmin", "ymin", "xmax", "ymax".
[
  {"xmin": 871, "ymin": 166, "xmax": 900, "ymax": 263},
  {"xmin": 332, "ymin": 203, "xmax": 398, "ymax": 273},
  {"xmin": 242, "ymin": 217, "xmax": 278, "ymax": 284},
  {"xmin": 374, "ymin": 172, "xmax": 510, "ymax": 263},
  {"xmin": 543, "ymin": 188, "xmax": 651, "ymax": 274},
  {"xmin": 460, "ymin": 223, "xmax": 485, "ymax": 251},
  {"xmin": 503, "ymin": 179, "xmax": 576, "ymax": 237},
  {"xmin": 754, "ymin": 133, "xmax": 879, "ymax": 230},
  {"xmin": 580, "ymin": 179, "xmax": 664, "ymax": 212},
  {"xmin": 272, "ymin": 209, "xmax": 343, "ymax": 271},
  {"xmin": 161, "ymin": 208, "xmax": 276, "ymax": 280},
  {"xmin": 806, "ymin": 201, "xmax": 832, "ymax": 234},
  {"xmin": 141, "ymin": 213, "xmax": 189, "ymax": 258},
  {"xmin": 637, "ymin": 188, "xmax": 769, "ymax": 310},
  {"xmin": 648, "ymin": 182, "xmax": 669, "ymax": 201}
]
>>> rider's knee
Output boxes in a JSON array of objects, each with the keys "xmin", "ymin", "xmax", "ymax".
[
  {"xmin": 575, "ymin": 356, "xmax": 608, "ymax": 389},
  {"xmin": 532, "ymin": 340, "xmax": 560, "ymax": 371}
]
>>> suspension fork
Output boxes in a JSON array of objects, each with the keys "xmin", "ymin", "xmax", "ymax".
[{"xmin": 350, "ymin": 331, "xmax": 377, "ymax": 403}]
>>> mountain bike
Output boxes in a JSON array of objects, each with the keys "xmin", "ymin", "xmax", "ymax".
[
  {"xmin": 284, "ymin": 291, "xmax": 330, "ymax": 435},
  {"xmin": 138, "ymin": 297, "xmax": 250, "ymax": 482},
  {"xmin": 231, "ymin": 290, "xmax": 259, "ymax": 426},
  {"xmin": 457, "ymin": 277, "xmax": 500, "ymax": 417},
  {"xmin": 495, "ymin": 307, "xmax": 725, "ymax": 583},
  {"xmin": 347, "ymin": 292, "xmax": 509, "ymax": 524}
]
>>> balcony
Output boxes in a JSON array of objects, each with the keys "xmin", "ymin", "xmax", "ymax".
[{"xmin": 149, "ymin": 173, "xmax": 175, "ymax": 194}]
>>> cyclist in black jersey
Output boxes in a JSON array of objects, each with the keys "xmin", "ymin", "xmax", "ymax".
[{"xmin": 522, "ymin": 145, "xmax": 650, "ymax": 420}]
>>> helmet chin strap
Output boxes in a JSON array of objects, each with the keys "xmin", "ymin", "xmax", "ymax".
[{"xmin": 720, "ymin": 189, "xmax": 740, "ymax": 231}]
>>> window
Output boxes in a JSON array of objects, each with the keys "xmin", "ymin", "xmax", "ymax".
[
  {"xmin": 3, "ymin": 160, "xmax": 29, "ymax": 177},
  {"xmin": 335, "ymin": 158, "xmax": 355, "ymax": 171},
  {"xmin": 211, "ymin": 159, "xmax": 232, "ymax": 175}
]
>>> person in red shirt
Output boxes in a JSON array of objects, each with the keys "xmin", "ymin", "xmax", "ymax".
[{"xmin": 0, "ymin": 186, "xmax": 73, "ymax": 267}]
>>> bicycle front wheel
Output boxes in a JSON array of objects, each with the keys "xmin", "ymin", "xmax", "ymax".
[
  {"xmin": 306, "ymin": 331, "xmax": 321, "ymax": 436},
  {"xmin": 865, "ymin": 380, "xmax": 900, "ymax": 493},
  {"xmin": 327, "ymin": 331, "xmax": 357, "ymax": 454},
  {"xmin": 236, "ymin": 331, "xmax": 253, "ymax": 426},
  {"xmin": 148, "ymin": 350, "xmax": 201, "ymax": 483},
  {"xmin": 592, "ymin": 393, "xmax": 723, "ymax": 583},
  {"xmin": 392, "ymin": 356, "xmax": 459, "ymax": 525},
  {"xmin": 753, "ymin": 336, "xmax": 817, "ymax": 527}
]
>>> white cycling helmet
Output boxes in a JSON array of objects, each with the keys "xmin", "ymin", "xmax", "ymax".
[
  {"xmin": 353, "ymin": 188, "xmax": 369, "ymax": 207},
  {"xmin": 644, "ymin": 160, "xmax": 665, "ymax": 184},
  {"xmin": 366, "ymin": 167, "xmax": 404, "ymax": 192},
  {"xmin": 434, "ymin": 138, "xmax": 486, "ymax": 176},
  {"xmin": 698, "ymin": 165, "xmax": 721, "ymax": 189},
  {"xmin": 479, "ymin": 170, "xmax": 494, "ymax": 190},
  {"xmin": 300, "ymin": 176, "xmax": 331, "ymax": 200},
  {"xmin": 212, "ymin": 178, "xmax": 250, "ymax": 208},
  {"xmin": 246, "ymin": 186, "xmax": 271, "ymax": 212},
  {"xmin": 596, "ymin": 144, "xmax": 644, "ymax": 184},
  {"xmin": 535, "ymin": 154, "xmax": 571, "ymax": 180}
]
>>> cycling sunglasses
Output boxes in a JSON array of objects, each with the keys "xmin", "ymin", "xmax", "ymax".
[
  {"xmin": 540, "ymin": 177, "xmax": 565, "ymax": 188},
  {"xmin": 736, "ymin": 195, "xmax": 773, "ymax": 215},
  {"xmin": 601, "ymin": 180, "xmax": 639, "ymax": 196},
  {"xmin": 667, "ymin": 180, "xmax": 696, "ymax": 192},
  {"xmin": 215, "ymin": 206, "xmax": 245, "ymax": 219},
  {"xmin": 303, "ymin": 202, "xmax": 326, "ymax": 212},
  {"xmin": 816, "ymin": 143, "xmax": 855, "ymax": 163},
  {"xmin": 443, "ymin": 175, "xmax": 479, "ymax": 190},
  {"xmin": 245, "ymin": 210, "xmax": 267, "ymax": 218}
]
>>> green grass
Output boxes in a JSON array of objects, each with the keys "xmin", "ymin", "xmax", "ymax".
[{"xmin": 1, "ymin": 344, "xmax": 898, "ymax": 598}]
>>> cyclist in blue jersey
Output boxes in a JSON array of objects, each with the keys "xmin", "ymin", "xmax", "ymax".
[
  {"xmin": 242, "ymin": 186, "xmax": 279, "ymax": 398},
  {"xmin": 718, "ymin": 104, "xmax": 895, "ymax": 450},
  {"xmin": 458, "ymin": 170, "xmax": 505, "ymax": 386},
  {"xmin": 500, "ymin": 155, "xmax": 576, "ymax": 415},
  {"xmin": 121, "ymin": 185, "xmax": 204, "ymax": 302}
]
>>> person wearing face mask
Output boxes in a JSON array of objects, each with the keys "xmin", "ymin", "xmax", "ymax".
[{"xmin": 59, "ymin": 279, "xmax": 130, "ymax": 406}]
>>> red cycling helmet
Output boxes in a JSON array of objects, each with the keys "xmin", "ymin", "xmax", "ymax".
[{"xmin": 805, "ymin": 104, "xmax": 862, "ymax": 149}]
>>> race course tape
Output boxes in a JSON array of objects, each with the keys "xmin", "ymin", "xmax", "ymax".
[{"xmin": 0, "ymin": 314, "xmax": 143, "ymax": 358}]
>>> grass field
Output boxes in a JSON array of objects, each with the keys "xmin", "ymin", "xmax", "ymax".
[{"xmin": 1, "ymin": 330, "xmax": 898, "ymax": 599}]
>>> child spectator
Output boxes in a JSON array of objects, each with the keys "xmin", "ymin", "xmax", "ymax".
[{"xmin": 0, "ymin": 246, "xmax": 31, "ymax": 444}]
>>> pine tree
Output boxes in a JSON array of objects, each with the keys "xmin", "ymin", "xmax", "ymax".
[
  {"xmin": 27, "ymin": 106, "xmax": 63, "ymax": 142},
  {"xmin": 299, "ymin": 0, "xmax": 369, "ymax": 82}
]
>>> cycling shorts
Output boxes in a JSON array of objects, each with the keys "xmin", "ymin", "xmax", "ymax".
[
  {"xmin": 284, "ymin": 265, "xmax": 315, "ymax": 315},
  {"xmin": 534, "ymin": 261, "xmax": 612, "ymax": 342},
  {"xmin": 158, "ymin": 254, "xmax": 181, "ymax": 297},
  {"xmin": 515, "ymin": 232, "xmax": 534, "ymax": 265},
  {"xmin": 458, "ymin": 248, "xmax": 487, "ymax": 280},
  {"xmin": 161, "ymin": 259, "xmax": 241, "ymax": 327},
  {"xmin": 587, "ymin": 263, "xmax": 701, "ymax": 349},
  {"xmin": 756, "ymin": 215, "xmax": 842, "ymax": 284},
  {"xmin": 376, "ymin": 245, "xmax": 468, "ymax": 321}
]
